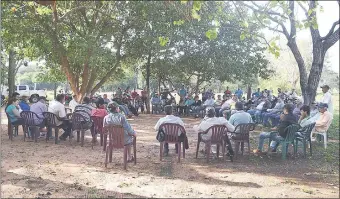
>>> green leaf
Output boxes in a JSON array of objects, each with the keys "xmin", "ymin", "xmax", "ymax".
[
  {"xmin": 312, "ymin": 23, "xmax": 318, "ymax": 30},
  {"xmin": 244, "ymin": 21, "xmax": 249, "ymax": 28},
  {"xmin": 274, "ymin": 51, "xmax": 280, "ymax": 58},
  {"xmin": 240, "ymin": 32, "xmax": 246, "ymax": 41},
  {"xmin": 308, "ymin": 9, "xmax": 313, "ymax": 16},
  {"xmin": 206, "ymin": 29, "xmax": 218, "ymax": 40},
  {"xmin": 180, "ymin": 0, "xmax": 188, "ymax": 5},
  {"xmin": 193, "ymin": 1, "xmax": 202, "ymax": 11},
  {"xmin": 173, "ymin": 20, "xmax": 185, "ymax": 26},
  {"xmin": 158, "ymin": 36, "xmax": 169, "ymax": 46},
  {"xmin": 191, "ymin": 9, "xmax": 201, "ymax": 21}
]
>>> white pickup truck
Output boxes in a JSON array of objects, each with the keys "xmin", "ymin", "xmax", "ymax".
[{"xmin": 1, "ymin": 84, "xmax": 47, "ymax": 103}]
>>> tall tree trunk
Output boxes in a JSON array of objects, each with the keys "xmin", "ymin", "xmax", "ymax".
[
  {"xmin": 8, "ymin": 50, "xmax": 16, "ymax": 98},
  {"xmin": 194, "ymin": 75, "xmax": 200, "ymax": 95},
  {"xmin": 145, "ymin": 51, "xmax": 152, "ymax": 114},
  {"xmin": 247, "ymin": 84, "xmax": 251, "ymax": 100},
  {"xmin": 158, "ymin": 76, "xmax": 161, "ymax": 95},
  {"xmin": 53, "ymin": 82, "xmax": 57, "ymax": 99}
]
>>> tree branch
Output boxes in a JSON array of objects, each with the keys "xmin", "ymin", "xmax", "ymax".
[
  {"xmin": 321, "ymin": 20, "xmax": 340, "ymax": 40},
  {"xmin": 323, "ymin": 28, "xmax": 340, "ymax": 51},
  {"xmin": 288, "ymin": 1, "xmax": 297, "ymax": 40},
  {"xmin": 250, "ymin": 1, "xmax": 288, "ymax": 19}
]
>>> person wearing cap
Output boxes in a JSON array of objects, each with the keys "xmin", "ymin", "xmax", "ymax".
[
  {"xmin": 254, "ymin": 103, "xmax": 297, "ymax": 154},
  {"xmin": 19, "ymin": 95, "xmax": 30, "ymax": 111},
  {"xmin": 320, "ymin": 85, "xmax": 333, "ymax": 114},
  {"xmin": 155, "ymin": 105, "xmax": 187, "ymax": 155},
  {"xmin": 311, "ymin": 103, "xmax": 333, "ymax": 141},
  {"xmin": 30, "ymin": 96, "xmax": 48, "ymax": 136},
  {"xmin": 104, "ymin": 102, "xmax": 136, "ymax": 162},
  {"xmin": 194, "ymin": 107, "xmax": 235, "ymax": 155}
]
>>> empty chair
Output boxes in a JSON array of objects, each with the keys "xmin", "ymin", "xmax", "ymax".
[
  {"xmin": 295, "ymin": 122, "xmax": 316, "ymax": 157},
  {"xmin": 104, "ymin": 125, "xmax": 137, "ymax": 170}
]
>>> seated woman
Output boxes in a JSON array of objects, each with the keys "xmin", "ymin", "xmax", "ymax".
[
  {"xmin": 6, "ymin": 98, "xmax": 24, "ymax": 126},
  {"xmin": 19, "ymin": 95, "xmax": 30, "ymax": 111},
  {"xmin": 91, "ymin": 98, "xmax": 108, "ymax": 118},
  {"xmin": 103, "ymin": 102, "xmax": 137, "ymax": 162}
]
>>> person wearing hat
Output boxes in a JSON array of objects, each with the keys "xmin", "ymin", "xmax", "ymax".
[
  {"xmin": 19, "ymin": 94, "xmax": 30, "ymax": 111},
  {"xmin": 154, "ymin": 105, "xmax": 187, "ymax": 155},
  {"xmin": 311, "ymin": 103, "xmax": 333, "ymax": 141},
  {"xmin": 194, "ymin": 107, "xmax": 235, "ymax": 155},
  {"xmin": 103, "ymin": 101, "xmax": 136, "ymax": 162},
  {"xmin": 320, "ymin": 85, "xmax": 333, "ymax": 114}
]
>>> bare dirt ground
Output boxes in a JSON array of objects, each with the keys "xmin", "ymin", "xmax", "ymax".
[{"xmin": 1, "ymin": 113, "xmax": 339, "ymax": 198}]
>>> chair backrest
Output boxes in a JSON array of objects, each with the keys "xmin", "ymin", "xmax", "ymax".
[
  {"xmin": 159, "ymin": 123, "xmax": 186, "ymax": 142},
  {"xmin": 91, "ymin": 116, "xmax": 104, "ymax": 134},
  {"xmin": 20, "ymin": 111, "xmax": 40, "ymax": 126},
  {"xmin": 284, "ymin": 124, "xmax": 301, "ymax": 142},
  {"xmin": 205, "ymin": 125, "xmax": 227, "ymax": 143},
  {"xmin": 233, "ymin": 123, "xmax": 256, "ymax": 140},
  {"xmin": 104, "ymin": 124, "xmax": 125, "ymax": 148},
  {"xmin": 300, "ymin": 122, "xmax": 316, "ymax": 138},
  {"xmin": 72, "ymin": 112, "xmax": 88, "ymax": 131},
  {"xmin": 43, "ymin": 112, "xmax": 60, "ymax": 127}
]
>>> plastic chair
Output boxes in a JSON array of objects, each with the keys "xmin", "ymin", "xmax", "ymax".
[
  {"xmin": 72, "ymin": 111, "xmax": 93, "ymax": 147},
  {"xmin": 103, "ymin": 125, "xmax": 136, "ymax": 170},
  {"xmin": 229, "ymin": 123, "xmax": 256, "ymax": 158},
  {"xmin": 294, "ymin": 123, "xmax": 316, "ymax": 157},
  {"xmin": 195, "ymin": 125, "xmax": 227, "ymax": 162},
  {"xmin": 280, "ymin": 124, "xmax": 301, "ymax": 160},
  {"xmin": 20, "ymin": 111, "xmax": 43, "ymax": 142},
  {"xmin": 5, "ymin": 112, "xmax": 20, "ymax": 141},
  {"xmin": 91, "ymin": 116, "xmax": 105, "ymax": 149},
  {"xmin": 158, "ymin": 123, "xmax": 187, "ymax": 163},
  {"xmin": 43, "ymin": 112, "xmax": 65, "ymax": 144},
  {"xmin": 311, "ymin": 119, "xmax": 332, "ymax": 149}
]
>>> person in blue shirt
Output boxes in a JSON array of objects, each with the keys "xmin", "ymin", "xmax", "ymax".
[
  {"xmin": 5, "ymin": 98, "xmax": 24, "ymax": 125},
  {"xmin": 184, "ymin": 95, "xmax": 195, "ymax": 115},
  {"xmin": 178, "ymin": 85, "xmax": 187, "ymax": 99},
  {"xmin": 252, "ymin": 88, "xmax": 261, "ymax": 98},
  {"xmin": 234, "ymin": 88, "xmax": 243, "ymax": 99},
  {"xmin": 19, "ymin": 95, "xmax": 30, "ymax": 111}
]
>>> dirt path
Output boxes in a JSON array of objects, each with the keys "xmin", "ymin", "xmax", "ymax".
[{"xmin": 1, "ymin": 114, "xmax": 339, "ymax": 198}]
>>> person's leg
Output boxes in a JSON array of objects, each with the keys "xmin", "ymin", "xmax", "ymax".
[
  {"xmin": 247, "ymin": 109, "xmax": 256, "ymax": 116},
  {"xmin": 118, "ymin": 105, "xmax": 129, "ymax": 115},
  {"xmin": 270, "ymin": 134, "xmax": 284, "ymax": 151},
  {"xmin": 257, "ymin": 132, "xmax": 272, "ymax": 151},
  {"xmin": 224, "ymin": 135, "xmax": 234, "ymax": 155},
  {"xmin": 59, "ymin": 121, "xmax": 72, "ymax": 140},
  {"xmin": 254, "ymin": 110, "xmax": 261, "ymax": 123},
  {"xmin": 271, "ymin": 114, "xmax": 281, "ymax": 127}
]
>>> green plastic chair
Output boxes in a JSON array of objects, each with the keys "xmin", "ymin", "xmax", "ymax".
[
  {"xmin": 294, "ymin": 123, "xmax": 316, "ymax": 158},
  {"xmin": 281, "ymin": 124, "xmax": 301, "ymax": 160}
]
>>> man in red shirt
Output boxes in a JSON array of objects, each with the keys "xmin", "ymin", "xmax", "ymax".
[
  {"xmin": 131, "ymin": 88, "xmax": 138, "ymax": 99},
  {"xmin": 224, "ymin": 86, "xmax": 231, "ymax": 96}
]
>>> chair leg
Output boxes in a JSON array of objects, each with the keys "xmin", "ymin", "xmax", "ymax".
[
  {"xmin": 303, "ymin": 139, "xmax": 307, "ymax": 158},
  {"xmin": 309, "ymin": 140, "xmax": 312, "ymax": 156},
  {"xmin": 206, "ymin": 142, "xmax": 211, "ymax": 163},
  {"xmin": 195, "ymin": 140, "xmax": 200, "ymax": 159},
  {"xmin": 77, "ymin": 131, "xmax": 80, "ymax": 142},
  {"xmin": 81, "ymin": 129, "xmax": 85, "ymax": 147},
  {"xmin": 222, "ymin": 141, "xmax": 226, "ymax": 161},
  {"xmin": 124, "ymin": 146, "xmax": 128, "ymax": 170},
  {"xmin": 241, "ymin": 142, "xmax": 244, "ymax": 155},
  {"xmin": 282, "ymin": 143, "xmax": 287, "ymax": 160},
  {"xmin": 216, "ymin": 145, "xmax": 220, "ymax": 159},
  {"xmin": 247, "ymin": 142, "xmax": 251, "ymax": 155},
  {"xmin": 234, "ymin": 142, "xmax": 240, "ymax": 159},
  {"xmin": 100, "ymin": 133, "xmax": 103, "ymax": 146},
  {"xmin": 182, "ymin": 141, "xmax": 185, "ymax": 158},
  {"xmin": 55, "ymin": 128, "xmax": 59, "ymax": 144},
  {"xmin": 160, "ymin": 142, "xmax": 163, "ymax": 161},
  {"xmin": 109, "ymin": 146, "xmax": 113, "ymax": 163},
  {"xmin": 133, "ymin": 138, "xmax": 137, "ymax": 165},
  {"xmin": 178, "ymin": 142, "xmax": 181, "ymax": 163},
  {"xmin": 33, "ymin": 127, "xmax": 38, "ymax": 143},
  {"xmin": 103, "ymin": 134, "xmax": 107, "ymax": 151}
]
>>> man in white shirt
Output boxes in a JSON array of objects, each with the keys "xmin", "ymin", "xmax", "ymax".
[
  {"xmin": 68, "ymin": 95, "xmax": 78, "ymax": 112},
  {"xmin": 194, "ymin": 107, "xmax": 235, "ymax": 156},
  {"xmin": 155, "ymin": 105, "xmax": 187, "ymax": 155},
  {"xmin": 319, "ymin": 85, "xmax": 333, "ymax": 114},
  {"xmin": 203, "ymin": 95, "xmax": 215, "ymax": 107},
  {"xmin": 48, "ymin": 94, "xmax": 72, "ymax": 141}
]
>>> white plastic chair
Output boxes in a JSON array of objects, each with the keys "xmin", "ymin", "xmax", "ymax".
[{"xmin": 311, "ymin": 118, "xmax": 333, "ymax": 149}]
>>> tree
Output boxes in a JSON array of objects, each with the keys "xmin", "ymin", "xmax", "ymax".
[{"xmin": 233, "ymin": 1, "xmax": 339, "ymax": 104}]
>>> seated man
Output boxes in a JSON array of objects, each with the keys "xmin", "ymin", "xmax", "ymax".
[
  {"xmin": 262, "ymin": 97, "xmax": 284, "ymax": 127},
  {"xmin": 155, "ymin": 105, "xmax": 188, "ymax": 155},
  {"xmin": 254, "ymin": 104, "xmax": 297, "ymax": 154},
  {"xmin": 247, "ymin": 96, "xmax": 271, "ymax": 123},
  {"xmin": 103, "ymin": 94, "xmax": 111, "ymax": 105},
  {"xmin": 19, "ymin": 95, "xmax": 30, "ymax": 111},
  {"xmin": 74, "ymin": 97, "xmax": 94, "ymax": 130},
  {"xmin": 214, "ymin": 94, "xmax": 223, "ymax": 114},
  {"xmin": 48, "ymin": 94, "xmax": 72, "ymax": 141},
  {"xmin": 203, "ymin": 95, "xmax": 215, "ymax": 108},
  {"xmin": 184, "ymin": 95, "xmax": 195, "ymax": 114},
  {"xmin": 229, "ymin": 102, "xmax": 253, "ymax": 128},
  {"xmin": 311, "ymin": 103, "xmax": 333, "ymax": 141},
  {"xmin": 30, "ymin": 96, "xmax": 48, "ymax": 137},
  {"xmin": 112, "ymin": 96, "xmax": 133, "ymax": 117},
  {"xmin": 219, "ymin": 95, "xmax": 237, "ymax": 118},
  {"xmin": 68, "ymin": 95, "xmax": 78, "ymax": 112},
  {"xmin": 194, "ymin": 107, "xmax": 235, "ymax": 156},
  {"xmin": 191, "ymin": 95, "xmax": 202, "ymax": 117},
  {"xmin": 151, "ymin": 93, "xmax": 162, "ymax": 113}
]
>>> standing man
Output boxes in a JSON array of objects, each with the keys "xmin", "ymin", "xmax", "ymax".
[
  {"xmin": 224, "ymin": 86, "xmax": 231, "ymax": 97},
  {"xmin": 319, "ymin": 85, "xmax": 333, "ymax": 114},
  {"xmin": 178, "ymin": 85, "xmax": 187, "ymax": 99},
  {"xmin": 235, "ymin": 88, "xmax": 243, "ymax": 99}
]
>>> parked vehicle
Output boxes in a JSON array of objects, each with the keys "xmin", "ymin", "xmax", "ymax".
[{"xmin": 2, "ymin": 84, "xmax": 47, "ymax": 103}]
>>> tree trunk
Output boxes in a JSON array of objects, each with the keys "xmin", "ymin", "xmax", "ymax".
[
  {"xmin": 53, "ymin": 82, "xmax": 57, "ymax": 99},
  {"xmin": 158, "ymin": 76, "xmax": 161, "ymax": 95},
  {"xmin": 247, "ymin": 84, "xmax": 251, "ymax": 100},
  {"xmin": 194, "ymin": 75, "xmax": 200, "ymax": 95},
  {"xmin": 145, "ymin": 51, "xmax": 152, "ymax": 114},
  {"xmin": 8, "ymin": 50, "xmax": 16, "ymax": 98}
]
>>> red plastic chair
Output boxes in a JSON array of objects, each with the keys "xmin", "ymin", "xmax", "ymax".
[
  {"xmin": 103, "ymin": 125, "xmax": 136, "ymax": 170},
  {"xmin": 91, "ymin": 116, "xmax": 105, "ymax": 149},
  {"xmin": 158, "ymin": 123, "xmax": 187, "ymax": 163},
  {"xmin": 195, "ymin": 125, "xmax": 227, "ymax": 162}
]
